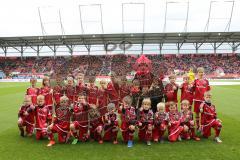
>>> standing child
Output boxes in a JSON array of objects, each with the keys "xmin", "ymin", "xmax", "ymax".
[
  {"xmin": 168, "ymin": 101, "xmax": 183, "ymax": 142},
  {"xmin": 63, "ymin": 76, "xmax": 76, "ymax": 104},
  {"xmin": 119, "ymin": 96, "xmax": 137, "ymax": 147},
  {"xmin": 47, "ymin": 96, "xmax": 72, "ymax": 147},
  {"xmin": 26, "ymin": 77, "xmax": 39, "ymax": 105},
  {"xmin": 153, "ymin": 102, "xmax": 168, "ymax": 143},
  {"xmin": 165, "ymin": 74, "xmax": 178, "ymax": 112},
  {"xmin": 138, "ymin": 98, "xmax": 153, "ymax": 146},
  {"xmin": 200, "ymin": 92, "xmax": 222, "ymax": 143},
  {"xmin": 70, "ymin": 94, "xmax": 90, "ymax": 144},
  {"xmin": 86, "ymin": 76, "xmax": 99, "ymax": 106},
  {"xmin": 180, "ymin": 74, "xmax": 194, "ymax": 108},
  {"xmin": 103, "ymin": 103, "xmax": 119, "ymax": 144},
  {"xmin": 192, "ymin": 67, "xmax": 211, "ymax": 130},
  {"xmin": 17, "ymin": 96, "xmax": 35, "ymax": 137},
  {"xmin": 180, "ymin": 100, "xmax": 200, "ymax": 141}
]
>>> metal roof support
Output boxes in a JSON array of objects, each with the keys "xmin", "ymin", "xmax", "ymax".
[
  {"xmin": 159, "ymin": 43, "xmax": 163, "ymax": 54},
  {"xmin": 38, "ymin": 7, "xmax": 46, "ymax": 36},
  {"xmin": 184, "ymin": 1, "xmax": 189, "ymax": 32},
  {"xmin": 84, "ymin": 44, "xmax": 91, "ymax": 55},
  {"xmin": 225, "ymin": 1, "xmax": 235, "ymax": 32},
  {"xmin": 99, "ymin": 4, "xmax": 104, "ymax": 34},
  {"xmin": 20, "ymin": 46, "xmax": 24, "ymax": 59},
  {"xmin": 37, "ymin": 45, "xmax": 40, "ymax": 57},
  {"xmin": 53, "ymin": 45, "xmax": 57, "ymax": 58},
  {"xmin": 59, "ymin": 10, "xmax": 65, "ymax": 35},
  {"xmin": 78, "ymin": 5, "xmax": 85, "ymax": 34},
  {"xmin": 2, "ymin": 47, "xmax": 7, "ymax": 57},
  {"xmin": 204, "ymin": 1, "xmax": 213, "ymax": 32}
]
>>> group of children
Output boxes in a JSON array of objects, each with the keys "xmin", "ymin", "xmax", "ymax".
[{"xmin": 17, "ymin": 67, "xmax": 223, "ymax": 148}]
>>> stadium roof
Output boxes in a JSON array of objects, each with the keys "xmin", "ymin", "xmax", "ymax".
[{"xmin": 1, "ymin": 0, "xmax": 240, "ymax": 56}]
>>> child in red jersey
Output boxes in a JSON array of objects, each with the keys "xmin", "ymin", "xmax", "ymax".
[
  {"xmin": 39, "ymin": 76, "xmax": 53, "ymax": 116},
  {"xmin": 180, "ymin": 74, "xmax": 194, "ymax": 108},
  {"xmin": 76, "ymin": 73, "xmax": 87, "ymax": 95},
  {"xmin": 63, "ymin": 76, "xmax": 76, "ymax": 104},
  {"xmin": 180, "ymin": 100, "xmax": 200, "ymax": 141},
  {"xmin": 119, "ymin": 96, "xmax": 137, "ymax": 147},
  {"xmin": 168, "ymin": 101, "xmax": 183, "ymax": 142},
  {"xmin": 47, "ymin": 96, "xmax": 72, "ymax": 147},
  {"xmin": 26, "ymin": 77, "xmax": 39, "ymax": 105},
  {"xmin": 17, "ymin": 96, "xmax": 35, "ymax": 137},
  {"xmin": 153, "ymin": 102, "xmax": 168, "ymax": 143},
  {"xmin": 89, "ymin": 105, "xmax": 104, "ymax": 144},
  {"xmin": 28, "ymin": 95, "xmax": 51, "ymax": 140},
  {"xmin": 130, "ymin": 79, "xmax": 141, "ymax": 107},
  {"xmin": 138, "ymin": 98, "xmax": 153, "ymax": 146},
  {"xmin": 98, "ymin": 79, "xmax": 108, "ymax": 108},
  {"xmin": 119, "ymin": 76, "xmax": 130, "ymax": 101},
  {"xmin": 200, "ymin": 92, "xmax": 222, "ymax": 143},
  {"xmin": 70, "ymin": 94, "xmax": 90, "ymax": 144},
  {"xmin": 165, "ymin": 74, "xmax": 178, "ymax": 112},
  {"xmin": 86, "ymin": 76, "xmax": 98, "ymax": 106},
  {"xmin": 103, "ymin": 103, "xmax": 119, "ymax": 144},
  {"xmin": 192, "ymin": 67, "xmax": 211, "ymax": 130},
  {"xmin": 52, "ymin": 77, "xmax": 64, "ymax": 106}
]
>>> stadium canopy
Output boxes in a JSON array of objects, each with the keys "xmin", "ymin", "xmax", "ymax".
[{"xmin": 0, "ymin": 0, "xmax": 240, "ymax": 56}]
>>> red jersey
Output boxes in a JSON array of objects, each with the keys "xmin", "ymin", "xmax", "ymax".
[
  {"xmin": 86, "ymin": 85, "xmax": 98, "ymax": 105},
  {"xmin": 34, "ymin": 105, "xmax": 51, "ymax": 130},
  {"xmin": 97, "ymin": 87, "xmax": 108, "ymax": 107},
  {"xmin": 18, "ymin": 105, "xmax": 35, "ymax": 125},
  {"xmin": 154, "ymin": 112, "xmax": 168, "ymax": 126},
  {"xmin": 106, "ymin": 82, "xmax": 120, "ymax": 107},
  {"xmin": 200, "ymin": 102, "xmax": 217, "ymax": 124},
  {"xmin": 120, "ymin": 106, "xmax": 137, "ymax": 125},
  {"xmin": 134, "ymin": 72, "xmax": 154, "ymax": 88},
  {"xmin": 26, "ymin": 87, "xmax": 39, "ymax": 105},
  {"xmin": 193, "ymin": 79, "xmax": 210, "ymax": 101},
  {"xmin": 168, "ymin": 112, "xmax": 182, "ymax": 131},
  {"xmin": 72, "ymin": 102, "xmax": 89, "ymax": 124},
  {"xmin": 76, "ymin": 82, "xmax": 87, "ymax": 95},
  {"xmin": 180, "ymin": 110, "xmax": 194, "ymax": 124},
  {"xmin": 53, "ymin": 85, "xmax": 63, "ymax": 105},
  {"xmin": 104, "ymin": 113, "xmax": 118, "ymax": 127},
  {"xmin": 180, "ymin": 82, "xmax": 194, "ymax": 104},
  {"xmin": 165, "ymin": 83, "xmax": 178, "ymax": 102},
  {"xmin": 64, "ymin": 85, "xmax": 76, "ymax": 103},
  {"xmin": 39, "ymin": 86, "xmax": 53, "ymax": 106},
  {"xmin": 138, "ymin": 109, "xmax": 154, "ymax": 125},
  {"xmin": 119, "ymin": 85, "xmax": 130, "ymax": 101},
  {"xmin": 54, "ymin": 104, "xmax": 72, "ymax": 131}
]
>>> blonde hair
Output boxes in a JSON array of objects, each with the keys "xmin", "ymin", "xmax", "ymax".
[
  {"xmin": 181, "ymin": 99, "xmax": 190, "ymax": 106},
  {"xmin": 37, "ymin": 95, "xmax": 45, "ymax": 100},
  {"xmin": 142, "ymin": 98, "xmax": 151, "ymax": 106},
  {"xmin": 157, "ymin": 102, "xmax": 165, "ymax": 110},
  {"xmin": 60, "ymin": 96, "xmax": 69, "ymax": 102},
  {"xmin": 168, "ymin": 74, "xmax": 176, "ymax": 79},
  {"xmin": 123, "ymin": 96, "xmax": 132, "ymax": 105},
  {"xmin": 197, "ymin": 67, "xmax": 204, "ymax": 73},
  {"xmin": 204, "ymin": 91, "xmax": 212, "ymax": 97}
]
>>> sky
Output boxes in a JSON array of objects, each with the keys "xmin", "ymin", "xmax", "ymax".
[{"xmin": 0, "ymin": 0, "xmax": 239, "ymax": 37}]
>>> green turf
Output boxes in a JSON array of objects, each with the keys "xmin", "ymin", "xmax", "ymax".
[{"xmin": 0, "ymin": 83, "xmax": 240, "ymax": 160}]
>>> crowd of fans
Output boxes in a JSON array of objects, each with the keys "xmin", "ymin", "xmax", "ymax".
[{"xmin": 0, "ymin": 54, "xmax": 240, "ymax": 78}]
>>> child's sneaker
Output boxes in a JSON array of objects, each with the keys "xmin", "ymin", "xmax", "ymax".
[
  {"xmin": 113, "ymin": 140, "xmax": 118, "ymax": 144},
  {"xmin": 20, "ymin": 128, "xmax": 24, "ymax": 137},
  {"xmin": 127, "ymin": 140, "xmax": 133, "ymax": 148},
  {"xmin": 214, "ymin": 137, "xmax": 222, "ymax": 143},
  {"xmin": 47, "ymin": 140, "xmax": 55, "ymax": 147},
  {"xmin": 71, "ymin": 138, "xmax": 78, "ymax": 145},
  {"xmin": 147, "ymin": 141, "xmax": 151, "ymax": 146}
]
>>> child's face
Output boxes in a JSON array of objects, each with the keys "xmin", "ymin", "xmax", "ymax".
[
  {"xmin": 109, "ymin": 108, "xmax": 115, "ymax": 114},
  {"xmin": 78, "ymin": 96, "xmax": 86, "ymax": 103},
  {"xmin": 169, "ymin": 77, "xmax": 176, "ymax": 84},
  {"xmin": 198, "ymin": 70, "xmax": 204, "ymax": 77},
  {"xmin": 183, "ymin": 77, "xmax": 189, "ymax": 83},
  {"xmin": 37, "ymin": 97, "xmax": 45, "ymax": 106},
  {"xmin": 143, "ymin": 102, "xmax": 150, "ymax": 110},
  {"xmin": 142, "ymin": 87, "xmax": 148, "ymax": 94},
  {"xmin": 43, "ymin": 79, "xmax": 49, "ymax": 86},
  {"xmin": 204, "ymin": 94, "xmax": 212, "ymax": 103},
  {"xmin": 157, "ymin": 106, "xmax": 165, "ymax": 113},
  {"xmin": 68, "ymin": 79, "xmax": 74, "ymax": 86},
  {"xmin": 77, "ymin": 75, "xmax": 84, "ymax": 83},
  {"xmin": 24, "ymin": 97, "xmax": 32, "ymax": 106},
  {"xmin": 30, "ymin": 79, "xmax": 36, "ymax": 86},
  {"xmin": 169, "ymin": 104, "xmax": 177, "ymax": 113},
  {"xmin": 100, "ymin": 81, "xmax": 106, "ymax": 88},
  {"xmin": 56, "ymin": 78, "xmax": 62, "ymax": 85},
  {"xmin": 181, "ymin": 103, "xmax": 189, "ymax": 111},
  {"xmin": 60, "ymin": 99, "xmax": 68, "ymax": 106}
]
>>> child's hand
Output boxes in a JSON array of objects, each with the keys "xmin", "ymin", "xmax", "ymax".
[
  {"xmin": 139, "ymin": 122, "xmax": 142, "ymax": 126},
  {"xmin": 200, "ymin": 108, "xmax": 203, "ymax": 113},
  {"xmin": 139, "ymin": 107, "xmax": 143, "ymax": 112},
  {"xmin": 173, "ymin": 86, "xmax": 177, "ymax": 90},
  {"xmin": 108, "ymin": 120, "xmax": 111, "ymax": 124},
  {"xmin": 23, "ymin": 111, "xmax": 29, "ymax": 116},
  {"xmin": 49, "ymin": 89, "xmax": 53, "ymax": 94},
  {"xmin": 129, "ymin": 125, "xmax": 135, "ymax": 131},
  {"xmin": 168, "ymin": 122, "xmax": 171, "ymax": 126}
]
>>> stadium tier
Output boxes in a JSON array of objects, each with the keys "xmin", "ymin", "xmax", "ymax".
[{"xmin": 0, "ymin": 54, "xmax": 239, "ymax": 79}]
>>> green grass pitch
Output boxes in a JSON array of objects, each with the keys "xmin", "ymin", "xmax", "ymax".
[{"xmin": 0, "ymin": 82, "xmax": 240, "ymax": 160}]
